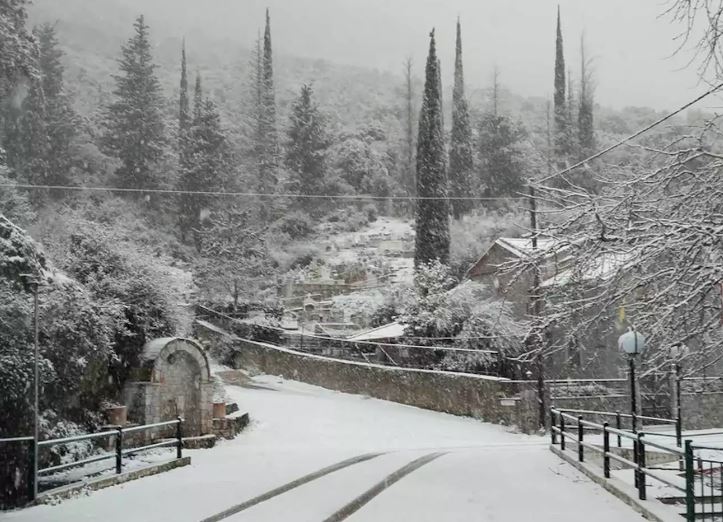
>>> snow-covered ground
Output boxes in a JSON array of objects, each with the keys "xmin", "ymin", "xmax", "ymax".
[{"xmin": 5, "ymin": 372, "xmax": 645, "ymax": 522}]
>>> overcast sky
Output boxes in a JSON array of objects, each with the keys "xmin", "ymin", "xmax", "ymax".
[
  {"xmin": 238, "ymin": 0, "xmax": 702, "ymax": 110},
  {"xmin": 46, "ymin": 0, "xmax": 710, "ymax": 111}
]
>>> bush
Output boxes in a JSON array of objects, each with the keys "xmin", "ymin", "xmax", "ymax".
[
  {"xmin": 63, "ymin": 225, "xmax": 177, "ymax": 390},
  {"xmin": 273, "ymin": 211, "xmax": 314, "ymax": 239},
  {"xmin": 363, "ymin": 203, "xmax": 378, "ymax": 223}
]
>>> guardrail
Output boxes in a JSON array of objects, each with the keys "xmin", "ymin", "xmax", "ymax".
[
  {"xmin": 551, "ymin": 407, "xmax": 681, "ymax": 444},
  {"xmin": 1, "ymin": 418, "xmax": 184, "ymax": 506},
  {"xmin": 38, "ymin": 418, "xmax": 183, "ymax": 478},
  {"xmin": 0, "ymin": 436, "xmax": 35, "ymax": 507},
  {"xmin": 550, "ymin": 407, "xmax": 723, "ymax": 521}
]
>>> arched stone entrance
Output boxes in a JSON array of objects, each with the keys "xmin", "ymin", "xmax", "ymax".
[{"xmin": 123, "ymin": 338, "xmax": 213, "ymax": 436}]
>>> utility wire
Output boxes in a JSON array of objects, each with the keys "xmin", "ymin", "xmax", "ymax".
[
  {"xmin": 198, "ymin": 305, "xmax": 506, "ymax": 353},
  {"xmin": 0, "ymin": 183, "xmax": 525, "ymax": 202},
  {"xmin": 538, "ymin": 81, "xmax": 723, "ymax": 184}
]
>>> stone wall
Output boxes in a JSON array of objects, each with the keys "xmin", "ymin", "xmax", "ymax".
[{"xmin": 222, "ymin": 336, "xmax": 540, "ymax": 433}]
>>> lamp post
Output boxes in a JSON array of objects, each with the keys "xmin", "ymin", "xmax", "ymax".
[
  {"xmin": 619, "ymin": 330, "xmax": 646, "ymax": 432},
  {"xmin": 669, "ymin": 343, "xmax": 688, "ymax": 425},
  {"xmin": 20, "ymin": 274, "xmax": 40, "ymax": 500}
]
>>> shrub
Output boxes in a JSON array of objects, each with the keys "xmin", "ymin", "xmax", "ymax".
[{"xmin": 273, "ymin": 211, "xmax": 314, "ymax": 239}]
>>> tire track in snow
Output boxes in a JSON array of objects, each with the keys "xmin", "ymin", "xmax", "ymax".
[
  {"xmin": 200, "ymin": 452, "xmax": 384, "ymax": 522},
  {"xmin": 323, "ymin": 452, "xmax": 446, "ymax": 522}
]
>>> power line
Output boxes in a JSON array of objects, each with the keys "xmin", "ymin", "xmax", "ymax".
[
  {"xmin": 538, "ymin": 81, "xmax": 723, "ymax": 184},
  {"xmin": 0, "ymin": 183, "xmax": 525, "ymax": 202},
  {"xmin": 198, "ymin": 305, "xmax": 507, "ymax": 353}
]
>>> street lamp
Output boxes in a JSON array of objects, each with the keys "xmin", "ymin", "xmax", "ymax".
[
  {"xmin": 19, "ymin": 274, "xmax": 40, "ymax": 500},
  {"xmin": 618, "ymin": 329, "xmax": 646, "ymax": 431},
  {"xmin": 669, "ymin": 343, "xmax": 688, "ymax": 424}
]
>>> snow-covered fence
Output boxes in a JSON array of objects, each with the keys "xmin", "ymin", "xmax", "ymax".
[
  {"xmin": 550, "ymin": 407, "xmax": 723, "ymax": 521},
  {"xmin": 0, "ymin": 436, "xmax": 34, "ymax": 509},
  {"xmin": 0, "ymin": 419, "xmax": 185, "ymax": 508}
]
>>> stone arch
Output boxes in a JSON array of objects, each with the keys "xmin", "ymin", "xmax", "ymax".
[{"xmin": 124, "ymin": 337, "xmax": 213, "ymax": 437}]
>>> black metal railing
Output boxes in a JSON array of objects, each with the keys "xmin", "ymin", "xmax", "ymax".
[
  {"xmin": 551, "ymin": 407, "xmax": 723, "ymax": 521},
  {"xmin": 0, "ymin": 436, "xmax": 35, "ymax": 508},
  {"xmin": 1, "ymin": 418, "xmax": 184, "ymax": 506},
  {"xmin": 38, "ymin": 418, "xmax": 184, "ymax": 479},
  {"xmin": 687, "ymin": 442, "xmax": 723, "ymax": 520}
]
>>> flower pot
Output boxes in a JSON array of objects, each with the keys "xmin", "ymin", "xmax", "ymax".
[
  {"xmin": 106, "ymin": 405, "xmax": 127, "ymax": 426},
  {"xmin": 213, "ymin": 402, "xmax": 226, "ymax": 419}
]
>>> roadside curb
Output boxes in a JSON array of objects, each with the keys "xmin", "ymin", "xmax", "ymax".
[
  {"xmin": 37, "ymin": 457, "xmax": 191, "ymax": 504},
  {"xmin": 549, "ymin": 445, "xmax": 679, "ymax": 522}
]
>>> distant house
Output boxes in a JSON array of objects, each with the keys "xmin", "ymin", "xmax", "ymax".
[
  {"xmin": 347, "ymin": 322, "xmax": 406, "ymax": 343},
  {"xmin": 466, "ymin": 237, "xmax": 571, "ymax": 319},
  {"xmin": 466, "ymin": 236, "xmax": 628, "ymax": 379}
]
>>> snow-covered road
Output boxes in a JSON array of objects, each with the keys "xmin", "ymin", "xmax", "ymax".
[{"xmin": 3, "ymin": 373, "xmax": 644, "ymax": 522}]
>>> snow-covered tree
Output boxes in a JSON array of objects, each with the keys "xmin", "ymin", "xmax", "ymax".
[
  {"xmin": 102, "ymin": 15, "xmax": 166, "ymax": 190},
  {"xmin": 257, "ymin": 8, "xmax": 278, "ymax": 192},
  {"xmin": 523, "ymin": 123, "xmax": 722, "ymax": 376},
  {"xmin": 178, "ymin": 73, "xmax": 229, "ymax": 247},
  {"xmin": 414, "ymin": 29, "xmax": 449, "ymax": 267},
  {"xmin": 285, "ymin": 84, "xmax": 329, "ymax": 199},
  {"xmin": 477, "ymin": 112, "xmax": 526, "ymax": 197},
  {"xmin": 448, "ymin": 19, "xmax": 474, "ymax": 219}
]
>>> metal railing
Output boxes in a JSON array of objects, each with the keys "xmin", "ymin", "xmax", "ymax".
[
  {"xmin": 550, "ymin": 407, "xmax": 723, "ymax": 521},
  {"xmin": 552, "ymin": 407, "xmax": 681, "ymax": 444},
  {"xmin": 0, "ymin": 436, "xmax": 35, "ymax": 507},
  {"xmin": 38, "ymin": 418, "xmax": 184, "ymax": 478},
  {"xmin": 1, "ymin": 418, "xmax": 184, "ymax": 505}
]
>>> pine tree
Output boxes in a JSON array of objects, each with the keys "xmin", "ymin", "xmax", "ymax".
[
  {"xmin": 0, "ymin": 0, "xmax": 35, "ymax": 105},
  {"xmin": 285, "ymin": 84, "xmax": 329, "ymax": 200},
  {"xmin": 448, "ymin": 18, "xmax": 474, "ymax": 219},
  {"xmin": 178, "ymin": 73, "xmax": 228, "ymax": 247},
  {"xmin": 6, "ymin": 79, "xmax": 50, "ymax": 196},
  {"xmin": 414, "ymin": 29, "xmax": 449, "ymax": 268},
  {"xmin": 35, "ymin": 24, "xmax": 77, "ymax": 189},
  {"xmin": 578, "ymin": 36, "xmax": 595, "ymax": 158},
  {"xmin": 103, "ymin": 15, "xmax": 166, "ymax": 190},
  {"xmin": 553, "ymin": 6, "xmax": 570, "ymax": 163},
  {"xmin": 257, "ymin": 8, "xmax": 278, "ymax": 192},
  {"xmin": 478, "ymin": 111, "xmax": 525, "ymax": 197}
]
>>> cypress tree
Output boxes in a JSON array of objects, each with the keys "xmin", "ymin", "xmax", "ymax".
[
  {"xmin": 553, "ymin": 6, "xmax": 569, "ymax": 162},
  {"xmin": 448, "ymin": 18, "xmax": 474, "ymax": 219},
  {"xmin": 414, "ymin": 29, "xmax": 449, "ymax": 268},
  {"xmin": 578, "ymin": 36, "xmax": 595, "ymax": 158},
  {"xmin": 193, "ymin": 73, "xmax": 203, "ymax": 122},
  {"xmin": 257, "ymin": 8, "xmax": 278, "ymax": 192},
  {"xmin": 103, "ymin": 15, "xmax": 166, "ymax": 191},
  {"xmin": 179, "ymin": 40, "xmax": 190, "ymax": 144},
  {"xmin": 401, "ymin": 57, "xmax": 416, "ymax": 199},
  {"xmin": 177, "ymin": 45, "xmax": 193, "ymax": 239}
]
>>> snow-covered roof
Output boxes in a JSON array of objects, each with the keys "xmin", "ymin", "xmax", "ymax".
[
  {"xmin": 541, "ymin": 251, "xmax": 632, "ymax": 288},
  {"xmin": 466, "ymin": 236, "xmax": 568, "ymax": 279},
  {"xmin": 494, "ymin": 237, "xmax": 561, "ymax": 258},
  {"xmin": 141, "ymin": 337, "xmax": 180, "ymax": 361},
  {"xmin": 348, "ymin": 322, "xmax": 406, "ymax": 342}
]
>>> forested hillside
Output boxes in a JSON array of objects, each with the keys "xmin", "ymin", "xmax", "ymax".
[{"xmin": 1, "ymin": 0, "xmax": 719, "ymax": 450}]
